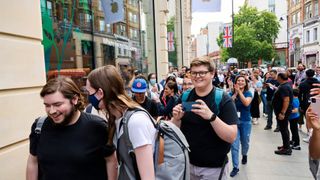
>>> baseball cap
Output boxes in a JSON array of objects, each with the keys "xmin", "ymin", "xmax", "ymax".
[{"xmin": 131, "ymin": 79, "xmax": 147, "ymax": 93}]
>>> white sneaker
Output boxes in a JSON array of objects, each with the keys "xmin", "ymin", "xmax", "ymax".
[
  {"xmin": 303, "ymin": 131, "xmax": 312, "ymax": 143},
  {"xmin": 252, "ymin": 118, "xmax": 259, "ymax": 125},
  {"xmin": 303, "ymin": 137, "xmax": 310, "ymax": 143},
  {"xmin": 263, "ymin": 113, "xmax": 268, "ymax": 117}
]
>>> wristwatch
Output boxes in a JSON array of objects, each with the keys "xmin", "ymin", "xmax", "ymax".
[{"xmin": 209, "ymin": 113, "xmax": 217, "ymax": 122}]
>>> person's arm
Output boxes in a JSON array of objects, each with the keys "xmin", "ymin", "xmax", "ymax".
[
  {"xmin": 291, "ymin": 107, "xmax": 299, "ymax": 113},
  {"xmin": 105, "ymin": 152, "xmax": 118, "ymax": 180},
  {"xmin": 211, "ymin": 117, "xmax": 237, "ymax": 143},
  {"xmin": 134, "ymin": 144, "xmax": 155, "ymax": 180},
  {"xmin": 281, "ymin": 96, "xmax": 290, "ymax": 114},
  {"xmin": 192, "ymin": 99, "xmax": 237, "ymax": 143},
  {"xmin": 310, "ymin": 129, "xmax": 320, "ymax": 159},
  {"xmin": 26, "ymin": 154, "xmax": 38, "ymax": 180},
  {"xmin": 238, "ymin": 91, "xmax": 252, "ymax": 107},
  {"xmin": 170, "ymin": 104, "xmax": 184, "ymax": 128},
  {"xmin": 306, "ymin": 107, "xmax": 320, "ymax": 159}
]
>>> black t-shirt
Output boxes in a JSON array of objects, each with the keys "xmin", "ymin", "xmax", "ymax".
[
  {"xmin": 134, "ymin": 96, "xmax": 159, "ymax": 117},
  {"xmin": 180, "ymin": 88, "xmax": 238, "ymax": 168},
  {"xmin": 272, "ymin": 82, "xmax": 293, "ymax": 116},
  {"xmin": 29, "ymin": 112, "xmax": 115, "ymax": 180},
  {"xmin": 266, "ymin": 78, "xmax": 280, "ymax": 101}
]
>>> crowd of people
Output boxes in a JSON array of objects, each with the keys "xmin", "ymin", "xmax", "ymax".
[{"xmin": 26, "ymin": 58, "xmax": 320, "ymax": 180}]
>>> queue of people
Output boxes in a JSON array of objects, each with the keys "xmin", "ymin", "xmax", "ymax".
[{"xmin": 26, "ymin": 58, "xmax": 320, "ymax": 180}]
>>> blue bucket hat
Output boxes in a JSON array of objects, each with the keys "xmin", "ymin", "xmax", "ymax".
[{"xmin": 131, "ymin": 79, "xmax": 147, "ymax": 93}]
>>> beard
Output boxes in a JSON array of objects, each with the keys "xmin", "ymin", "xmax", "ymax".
[{"xmin": 53, "ymin": 105, "xmax": 76, "ymax": 127}]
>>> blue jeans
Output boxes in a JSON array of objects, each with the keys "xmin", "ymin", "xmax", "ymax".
[
  {"xmin": 260, "ymin": 91, "xmax": 267, "ymax": 114},
  {"xmin": 231, "ymin": 121, "xmax": 252, "ymax": 168}
]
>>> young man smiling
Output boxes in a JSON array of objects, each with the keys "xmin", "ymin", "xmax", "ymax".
[
  {"xmin": 171, "ymin": 57, "xmax": 238, "ymax": 180},
  {"xmin": 26, "ymin": 77, "xmax": 117, "ymax": 180}
]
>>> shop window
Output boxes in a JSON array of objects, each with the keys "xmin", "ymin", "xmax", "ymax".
[
  {"xmin": 99, "ymin": 20, "xmax": 105, "ymax": 32},
  {"xmin": 306, "ymin": 30, "xmax": 310, "ymax": 43}
]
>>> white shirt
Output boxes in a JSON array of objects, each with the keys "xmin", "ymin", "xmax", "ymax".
[{"xmin": 114, "ymin": 111, "xmax": 157, "ymax": 149}]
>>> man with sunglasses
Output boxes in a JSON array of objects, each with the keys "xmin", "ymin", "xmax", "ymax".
[{"xmin": 172, "ymin": 57, "xmax": 238, "ymax": 180}]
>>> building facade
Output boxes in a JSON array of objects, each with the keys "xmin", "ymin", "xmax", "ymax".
[
  {"xmin": 288, "ymin": 0, "xmax": 320, "ymax": 68},
  {"xmin": 175, "ymin": 0, "xmax": 192, "ymax": 68},
  {"xmin": 142, "ymin": 0, "xmax": 169, "ymax": 80},
  {"xmin": 40, "ymin": 0, "xmax": 144, "ymax": 87},
  {"xmin": 302, "ymin": 0, "xmax": 319, "ymax": 68},
  {"xmin": 208, "ymin": 22, "xmax": 223, "ymax": 53}
]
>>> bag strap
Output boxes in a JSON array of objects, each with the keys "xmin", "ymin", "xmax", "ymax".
[
  {"xmin": 218, "ymin": 156, "xmax": 228, "ymax": 180},
  {"xmin": 214, "ymin": 87, "xmax": 224, "ymax": 115},
  {"xmin": 35, "ymin": 116, "xmax": 48, "ymax": 135},
  {"xmin": 182, "ymin": 88, "xmax": 224, "ymax": 115},
  {"xmin": 181, "ymin": 89, "xmax": 192, "ymax": 102},
  {"xmin": 85, "ymin": 104, "xmax": 93, "ymax": 113}
]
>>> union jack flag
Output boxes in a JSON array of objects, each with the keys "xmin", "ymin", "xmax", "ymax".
[
  {"xmin": 223, "ymin": 26, "xmax": 232, "ymax": 48},
  {"xmin": 168, "ymin": 32, "xmax": 175, "ymax": 52},
  {"xmin": 289, "ymin": 39, "xmax": 295, "ymax": 51}
]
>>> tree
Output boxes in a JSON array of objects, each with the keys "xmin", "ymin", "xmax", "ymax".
[
  {"xmin": 217, "ymin": 5, "xmax": 280, "ymax": 65},
  {"xmin": 167, "ymin": 16, "xmax": 177, "ymax": 66}
]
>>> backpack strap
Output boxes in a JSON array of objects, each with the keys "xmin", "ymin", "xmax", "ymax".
[
  {"xmin": 214, "ymin": 87, "xmax": 224, "ymax": 115},
  {"xmin": 85, "ymin": 104, "xmax": 93, "ymax": 113},
  {"xmin": 35, "ymin": 116, "xmax": 48, "ymax": 135},
  {"xmin": 181, "ymin": 89, "xmax": 192, "ymax": 102},
  {"xmin": 182, "ymin": 88, "xmax": 223, "ymax": 115}
]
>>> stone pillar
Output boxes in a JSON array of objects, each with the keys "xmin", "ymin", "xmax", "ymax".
[
  {"xmin": 73, "ymin": 32, "xmax": 83, "ymax": 68},
  {"xmin": 95, "ymin": 41, "xmax": 104, "ymax": 67},
  {"xmin": 156, "ymin": 0, "xmax": 169, "ymax": 80},
  {"xmin": 175, "ymin": 0, "xmax": 182, "ymax": 68},
  {"xmin": 0, "ymin": 1, "xmax": 46, "ymax": 179}
]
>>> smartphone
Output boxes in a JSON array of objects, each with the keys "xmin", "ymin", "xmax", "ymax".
[
  {"xmin": 310, "ymin": 97, "xmax": 320, "ymax": 115},
  {"xmin": 182, "ymin": 101, "xmax": 200, "ymax": 112}
]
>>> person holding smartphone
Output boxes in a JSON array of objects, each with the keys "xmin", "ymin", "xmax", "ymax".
[
  {"xmin": 229, "ymin": 75, "xmax": 253, "ymax": 177},
  {"xmin": 171, "ymin": 57, "xmax": 238, "ymax": 180},
  {"xmin": 306, "ymin": 83, "xmax": 320, "ymax": 179}
]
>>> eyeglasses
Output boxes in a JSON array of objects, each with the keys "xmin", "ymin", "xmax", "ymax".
[{"xmin": 190, "ymin": 71, "xmax": 210, "ymax": 77}]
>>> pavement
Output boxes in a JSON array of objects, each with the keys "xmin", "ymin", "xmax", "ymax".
[{"xmin": 227, "ymin": 115, "xmax": 314, "ymax": 180}]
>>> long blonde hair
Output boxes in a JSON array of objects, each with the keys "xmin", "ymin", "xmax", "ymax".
[{"xmin": 87, "ymin": 65, "xmax": 140, "ymax": 144}]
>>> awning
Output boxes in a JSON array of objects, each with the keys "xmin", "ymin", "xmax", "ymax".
[
  {"xmin": 116, "ymin": 58, "xmax": 131, "ymax": 65},
  {"xmin": 47, "ymin": 68, "xmax": 90, "ymax": 78}
]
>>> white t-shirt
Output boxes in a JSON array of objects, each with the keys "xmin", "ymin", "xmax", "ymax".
[{"xmin": 114, "ymin": 111, "xmax": 157, "ymax": 149}]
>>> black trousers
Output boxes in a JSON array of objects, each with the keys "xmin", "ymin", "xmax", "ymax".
[
  {"xmin": 289, "ymin": 117, "xmax": 300, "ymax": 146},
  {"xmin": 250, "ymin": 91, "xmax": 260, "ymax": 118},
  {"xmin": 277, "ymin": 116, "xmax": 290, "ymax": 149}
]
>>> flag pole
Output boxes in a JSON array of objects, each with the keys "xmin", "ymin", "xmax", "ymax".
[
  {"xmin": 232, "ymin": 0, "xmax": 234, "ymax": 47},
  {"xmin": 180, "ymin": 0, "xmax": 184, "ymax": 66}
]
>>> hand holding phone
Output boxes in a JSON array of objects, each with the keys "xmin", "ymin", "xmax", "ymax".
[
  {"xmin": 182, "ymin": 101, "xmax": 200, "ymax": 112},
  {"xmin": 310, "ymin": 97, "xmax": 320, "ymax": 115}
]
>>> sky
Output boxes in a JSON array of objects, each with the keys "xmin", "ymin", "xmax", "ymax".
[{"xmin": 191, "ymin": 0, "xmax": 245, "ymax": 35}]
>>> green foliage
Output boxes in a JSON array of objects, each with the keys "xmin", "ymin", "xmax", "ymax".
[
  {"xmin": 219, "ymin": 5, "xmax": 280, "ymax": 64},
  {"xmin": 167, "ymin": 16, "xmax": 175, "ymax": 32},
  {"xmin": 167, "ymin": 16, "xmax": 177, "ymax": 66}
]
